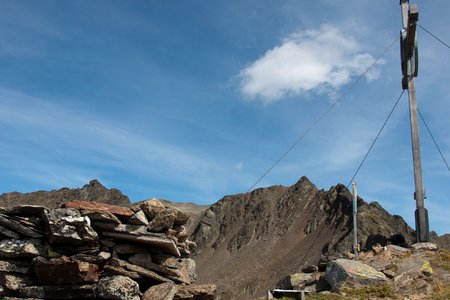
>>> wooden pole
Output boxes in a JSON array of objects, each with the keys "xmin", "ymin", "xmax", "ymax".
[{"xmin": 400, "ymin": 0, "xmax": 429, "ymax": 242}]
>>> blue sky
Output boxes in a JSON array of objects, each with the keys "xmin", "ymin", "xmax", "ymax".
[{"xmin": 1, "ymin": 1, "xmax": 449, "ymax": 234}]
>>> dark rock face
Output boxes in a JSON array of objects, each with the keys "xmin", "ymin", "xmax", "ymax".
[
  {"xmin": 0, "ymin": 179, "xmax": 130, "ymax": 208},
  {"xmin": 191, "ymin": 176, "xmax": 416, "ymax": 298}
]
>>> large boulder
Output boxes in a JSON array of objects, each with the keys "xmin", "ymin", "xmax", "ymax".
[
  {"xmin": 325, "ymin": 259, "xmax": 388, "ymax": 291},
  {"xmin": 0, "ymin": 239, "xmax": 46, "ymax": 259}
]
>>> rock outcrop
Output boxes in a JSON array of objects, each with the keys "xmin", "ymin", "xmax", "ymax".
[
  {"xmin": 0, "ymin": 179, "xmax": 130, "ymax": 208},
  {"xmin": 191, "ymin": 176, "xmax": 416, "ymax": 298},
  {"xmin": 0, "ymin": 200, "xmax": 216, "ymax": 299}
]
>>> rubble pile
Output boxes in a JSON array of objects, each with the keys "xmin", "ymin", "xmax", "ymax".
[{"xmin": 0, "ymin": 199, "xmax": 216, "ymax": 299}]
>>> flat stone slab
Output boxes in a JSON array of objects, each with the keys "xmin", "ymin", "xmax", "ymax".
[
  {"xmin": 63, "ymin": 201, "xmax": 134, "ymax": 217},
  {"xmin": 0, "ymin": 205, "xmax": 47, "ymax": 216},
  {"xmin": 411, "ymin": 242, "xmax": 439, "ymax": 251},
  {"xmin": 17, "ymin": 284, "xmax": 97, "ymax": 299},
  {"xmin": 143, "ymin": 282, "xmax": 177, "ymax": 300},
  {"xmin": 102, "ymin": 231, "xmax": 180, "ymax": 257},
  {"xmin": 0, "ymin": 260, "xmax": 32, "ymax": 274},
  {"xmin": 0, "ymin": 239, "xmax": 46, "ymax": 259},
  {"xmin": 80, "ymin": 210, "xmax": 121, "ymax": 224},
  {"xmin": 0, "ymin": 214, "xmax": 43, "ymax": 238},
  {"xmin": 174, "ymin": 284, "xmax": 216, "ymax": 300},
  {"xmin": 325, "ymin": 258, "xmax": 388, "ymax": 291},
  {"xmin": 110, "ymin": 258, "xmax": 173, "ymax": 283},
  {"xmin": 91, "ymin": 222, "xmax": 149, "ymax": 235},
  {"xmin": 0, "ymin": 274, "xmax": 35, "ymax": 291}
]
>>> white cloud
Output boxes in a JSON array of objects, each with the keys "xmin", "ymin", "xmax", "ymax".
[
  {"xmin": 238, "ymin": 24, "xmax": 380, "ymax": 104},
  {"xmin": 234, "ymin": 161, "xmax": 244, "ymax": 171}
]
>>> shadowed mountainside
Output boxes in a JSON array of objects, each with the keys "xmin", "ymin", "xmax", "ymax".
[
  {"xmin": 189, "ymin": 176, "xmax": 416, "ymax": 298},
  {"xmin": 0, "ymin": 179, "xmax": 130, "ymax": 208}
]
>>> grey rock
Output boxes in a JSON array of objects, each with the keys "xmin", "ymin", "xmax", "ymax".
[
  {"xmin": 325, "ymin": 259, "xmax": 388, "ymax": 291},
  {"xmin": 97, "ymin": 276, "xmax": 140, "ymax": 300},
  {"xmin": 102, "ymin": 231, "xmax": 180, "ymax": 257},
  {"xmin": 0, "ymin": 274, "xmax": 35, "ymax": 291},
  {"xmin": 0, "ymin": 224, "xmax": 20, "ymax": 239},
  {"xmin": 92, "ymin": 222, "xmax": 149, "ymax": 235},
  {"xmin": 80, "ymin": 210, "xmax": 122, "ymax": 224},
  {"xmin": 42, "ymin": 208, "xmax": 98, "ymax": 246},
  {"xmin": 17, "ymin": 284, "xmax": 97, "ymax": 299},
  {"xmin": 0, "ymin": 214, "xmax": 43, "ymax": 238},
  {"xmin": 103, "ymin": 265, "xmax": 142, "ymax": 280},
  {"xmin": 147, "ymin": 209, "xmax": 176, "ymax": 233},
  {"xmin": 111, "ymin": 258, "xmax": 173, "ymax": 283},
  {"xmin": 302, "ymin": 265, "xmax": 319, "ymax": 273},
  {"xmin": 114, "ymin": 243, "xmax": 148, "ymax": 255},
  {"xmin": 143, "ymin": 282, "xmax": 177, "ymax": 300},
  {"xmin": 128, "ymin": 210, "xmax": 149, "ymax": 225},
  {"xmin": 174, "ymin": 284, "xmax": 216, "ymax": 300},
  {"xmin": 0, "ymin": 260, "xmax": 32, "ymax": 274},
  {"xmin": 0, "ymin": 239, "xmax": 46, "ymax": 259},
  {"xmin": 411, "ymin": 242, "xmax": 439, "ymax": 251},
  {"xmin": 0, "ymin": 205, "xmax": 46, "ymax": 216}
]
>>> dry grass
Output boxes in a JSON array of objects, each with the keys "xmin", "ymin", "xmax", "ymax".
[
  {"xmin": 427, "ymin": 281, "xmax": 450, "ymax": 300},
  {"xmin": 430, "ymin": 249, "xmax": 450, "ymax": 271}
]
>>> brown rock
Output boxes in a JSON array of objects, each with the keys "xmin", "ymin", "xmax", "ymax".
[
  {"xmin": 173, "ymin": 209, "xmax": 189, "ymax": 225},
  {"xmin": 140, "ymin": 199, "xmax": 166, "ymax": 220},
  {"xmin": 97, "ymin": 276, "xmax": 140, "ymax": 300},
  {"xmin": 174, "ymin": 284, "xmax": 216, "ymax": 300},
  {"xmin": 33, "ymin": 256, "xmax": 99, "ymax": 284},
  {"xmin": 0, "ymin": 274, "xmax": 35, "ymax": 291},
  {"xmin": 0, "ymin": 239, "xmax": 46, "ymax": 259},
  {"xmin": 143, "ymin": 282, "xmax": 177, "ymax": 300},
  {"xmin": 102, "ymin": 231, "xmax": 180, "ymax": 257},
  {"xmin": 63, "ymin": 201, "xmax": 133, "ymax": 217},
  {"xmin": 411, "ymin": 242, "xmax": 439, "ymax": 251}
]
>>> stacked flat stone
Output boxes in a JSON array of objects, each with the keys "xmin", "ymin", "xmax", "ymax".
[{"xmin": 0, "ymin": 200, "xmax": 215, "ymax": 300}]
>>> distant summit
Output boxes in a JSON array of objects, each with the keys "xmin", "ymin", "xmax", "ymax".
[{"xmin": 0, "ymin": 179, "xmax": 130, "ymax": 208}]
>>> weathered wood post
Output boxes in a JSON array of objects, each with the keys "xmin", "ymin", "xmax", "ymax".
[{"xmin": 399, "ymin": 0, "xmax": 429, "ymax": 242}]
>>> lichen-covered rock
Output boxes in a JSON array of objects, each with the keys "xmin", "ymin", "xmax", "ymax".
[
  {"xmin": 0, "ymin": 273, "xmax": 35, "ymax": 291},
  {"xmin": 0, "ymin": 260, "xmax": 32, "ymax": 274},
  {"xmin": 0, "ymin": 239, "xmax": 46, "ymax": 259},
  {"xmin": 148, "ymin": 209, "xmax": 176, "ymax": 233},
  {"xmin": 174, "ymin": 284, "xmax": 216, "ymax": 300},
  {"xmin": 42, "ymin": 208, "xmax": 98, "ymax": 246},
  {"xmin": 325, "ymin": 259, "xmax": 388, "ymax": 291},
  {"xmin": 33, "ymin": 256, "xmax": 99, "ymax": 284},
  {"xmin": 140, "ymin": 199, "xmax": 166, "ymax": 220},
  {"xmin": 143, "ymin": 282, "xmax": 177, "ymax": 300},
  {"xmin": 97, "ymin": 276, "xmax": 140, "ymax": 300}
]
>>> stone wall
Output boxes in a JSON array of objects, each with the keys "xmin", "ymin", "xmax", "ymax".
[{"xmin": 0, "ymin": 199, "xmax": 215, "ymax": 299}]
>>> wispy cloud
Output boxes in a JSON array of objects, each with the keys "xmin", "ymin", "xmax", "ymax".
[
  {"xmin": 0, "ymin": 88, "xmax": 241, "ymax": 201},
  {"xmin": 237, "ymin": 24, "xmax": 381, "ymax": 104}
]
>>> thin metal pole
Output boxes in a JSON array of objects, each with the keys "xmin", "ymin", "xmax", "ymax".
[{"xmin": 352, "ymin": 182, "xmax": 358, "ymax": 260}]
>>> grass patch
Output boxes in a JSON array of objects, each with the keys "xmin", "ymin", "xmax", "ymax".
[
  {"xmin": 430, "ymin": 249, "xmax": 450, "ymax": 271},
  {"xmin": 428, "ymin": 282, "xmax": 450, "ymax": 300},
  {"xmin": 341, "ymin": 284, "xmax": 398, "ymax": 300}
]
